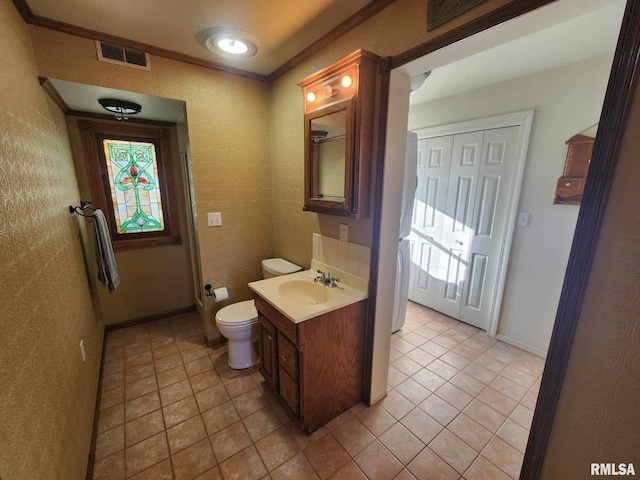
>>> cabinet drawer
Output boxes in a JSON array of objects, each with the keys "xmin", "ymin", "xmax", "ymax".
[
  {"xmin": 278, "ymin": 332, "xmax": 299, "ymax": 380},
  {"xmin": 279, "ymin": 368, "xmax": 299, "ymax": 416},
  {"xmin": 255, "ymin": 295, "xmax": 297, "ymax": 343},
  {"xmin": 555, "ymin": 178, "xmax": 585, "ymax": 198}
]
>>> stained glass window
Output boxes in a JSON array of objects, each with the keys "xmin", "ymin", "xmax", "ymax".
[{"xmin": 103, "ymin": 139, "xmax": 165, "ymax": 234}]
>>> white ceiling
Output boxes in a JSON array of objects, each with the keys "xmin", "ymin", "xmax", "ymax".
[
  {"xmin": 26, "ymin": 0, "xmax": 373, "ymax": 76},
  {"xmin": 50, "ymin": 79, "xmax": 186, "ymax": 123},
  {"xmin": 410, "ymin": 1, "xmax": 625, "ymax": 105}
]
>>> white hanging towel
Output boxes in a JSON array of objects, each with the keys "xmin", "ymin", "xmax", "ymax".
[{"xmin": 93, "ymin": 209, "xmax": 120, "ymax": 292}]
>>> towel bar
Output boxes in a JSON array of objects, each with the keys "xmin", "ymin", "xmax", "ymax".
[{"xmin": 69, "ymin": 200, "xmax": 96, "ymax": 218}]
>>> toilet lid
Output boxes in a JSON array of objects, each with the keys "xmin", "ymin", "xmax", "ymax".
[{"xmin": 216, "ymin": 300, "xmax": 258, "ymax": 326}]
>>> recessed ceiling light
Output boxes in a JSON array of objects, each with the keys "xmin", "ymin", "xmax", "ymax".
[
  {"xmin": 217, "ymin": 38, "xmax": 249, "ymax": 55},
  {"xmin": 203, "ymin": 27, "xmax": 258, "ymax": 58}
]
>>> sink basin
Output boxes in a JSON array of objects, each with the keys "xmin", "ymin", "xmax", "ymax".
[
  {"xmin": 249, "ymin": 264, "xmax": 368, "ymax": 323},
  {"xmin": 278, "ymin": 280, "xmax": 329, "ymax": 305}
]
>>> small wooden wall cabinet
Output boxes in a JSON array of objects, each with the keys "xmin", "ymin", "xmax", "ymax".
[
  {"xmin": 554, "ymin": 134, "xmax": 595, "ymax": 205},
  {"xmin": 298, "ymin": 49, "xmax": 380, "ymax": 219},
  {"xmin": 254, "ymin": 293, "xmax": 366, "ymax": 434}
]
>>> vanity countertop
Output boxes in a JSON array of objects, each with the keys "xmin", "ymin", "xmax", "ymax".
[{"xmin": 248, "ymin": 260, "xmax": 368, "ymax": 324}]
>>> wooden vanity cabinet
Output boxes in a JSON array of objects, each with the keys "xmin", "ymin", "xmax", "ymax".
[{"xmin": 254, "ymin": 294, "xmax": 366, "ymax": 434}]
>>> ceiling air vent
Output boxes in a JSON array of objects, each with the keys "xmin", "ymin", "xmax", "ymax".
[{"xmin": 96, "ymin": 41, "xmax": 150, "ymax": 70}]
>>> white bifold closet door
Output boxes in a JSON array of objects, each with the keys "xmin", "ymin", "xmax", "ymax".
[{"xmin": 409, "ymin": 126, "xmax": 519, "ymax": 330}]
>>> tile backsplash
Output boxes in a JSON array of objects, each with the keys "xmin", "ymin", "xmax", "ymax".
[{"xmin": 312, "ymin": 233, "xmax": 371, "ymax": 281}]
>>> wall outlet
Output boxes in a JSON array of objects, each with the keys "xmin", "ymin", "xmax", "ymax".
[
  {"xmin": 80, "ymin": 340, "xmax": 86, "ymax": 363},
  {"xmin": 207, "ymin": 212, "xmax": 222, "ymax": 227},
  {"xmin": 340, "ymin": 224, "xmax": 349, "ymax": 242}
]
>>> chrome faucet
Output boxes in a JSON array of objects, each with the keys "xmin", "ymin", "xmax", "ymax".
[{"xmin": 314, "ymin": 270, "xmax": 342, "ymax": 288}]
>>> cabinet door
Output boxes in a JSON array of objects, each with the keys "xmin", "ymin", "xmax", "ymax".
[{"xmin": 258, "ymin": 314, "xmax": 278, "ymax": 389}]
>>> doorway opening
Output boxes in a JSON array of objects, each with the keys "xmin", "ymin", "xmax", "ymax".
[
  {"xmin": 373, "ymin": 0, "xmax": 627, "ymax": 477},
  {"xmin": 43, "ymin": 78, "xmax": 204, "ymax": 326}
]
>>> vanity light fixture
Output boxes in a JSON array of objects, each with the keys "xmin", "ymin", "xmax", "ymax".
[
  {"xmin": 203, "ymin": 27, "xmax": 259, "ymax": 58},
  {"xmin": 341, "ymin": 75, "xmax": 353, "ymax": 88},
  {"xmin": 98, "ymin": 98, "xmax": 142, "ymax": 121}
]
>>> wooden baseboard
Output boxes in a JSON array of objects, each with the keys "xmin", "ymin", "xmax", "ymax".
[
  {"xmin": 205, "ymin": 335, "xmax": 228, "ymax": 348},
  {"xmin": 105, "ymin": 305, "xmax": 197, "ymax": 331},
  {"xmin": 85, "ymin": 328, "xmax": 107, "ymax": 480}
]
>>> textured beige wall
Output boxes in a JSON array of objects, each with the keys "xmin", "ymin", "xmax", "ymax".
[
  {"xmin": 0, "ymin": 0, "xmax": 102, "ymax": 478},
  {"xmin": 29, "ymin": 27, "xmax": 273, "ymax": 337},
  {"xmin": 66, "ymin": 118, "xmax": 195, "ymax": 325},
  {"xmin": 540, "ymin": 75, "xmax": 640, "ymax": 478},
  {"xmin": 269, "ymin": 0, "xmax": 514, "ymax": 268}
]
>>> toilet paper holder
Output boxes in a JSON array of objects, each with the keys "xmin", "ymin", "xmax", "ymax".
[{"xmin": 204, "ymin": 284, "xmax": 229, "ymax": 302}]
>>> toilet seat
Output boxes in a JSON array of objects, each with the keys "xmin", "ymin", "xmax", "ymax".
[{"xmin": 215, "ymin": 300, "xmax": 258, "ymax": 327}]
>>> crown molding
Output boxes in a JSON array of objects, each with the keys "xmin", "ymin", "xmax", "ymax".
[
  {"xmin": 39, "ymin": 77, "xmax": 177, "ymax": 126},
  {"xmin": 267, "ymin": 0, "xmax": 398, "ymax": 82},
  {"xmin": 13, "ymin": 0, "xmax": 397, "ymax": 83},
  {"xmin": 13, "ymin": 0, "xmax": 269, "ymax": 82},
  {"xmin": 39, "ymin": 76, "xmax": 70, "ymax": 112}
]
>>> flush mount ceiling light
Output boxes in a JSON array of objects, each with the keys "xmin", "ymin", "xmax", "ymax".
[
  {"xmin": 310, "ymin": 130, "xmax": 328, "ymax": 144},
  {"xmin": 98, "ymin": 98, "xmax": 142, "ymax": 121},
  {"xmin": 203, "ymin": 27, "xmax": 259, "ymax": 58}
]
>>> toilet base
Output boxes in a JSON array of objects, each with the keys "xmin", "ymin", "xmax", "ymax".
[{"xmin": 227, "ymin": 338, "xmax": 260, "ymax": 370}]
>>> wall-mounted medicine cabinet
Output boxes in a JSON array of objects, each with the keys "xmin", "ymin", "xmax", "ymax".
[{"xmin": 298, "ymin": 49, "xmax": 380, "ymax": 219}]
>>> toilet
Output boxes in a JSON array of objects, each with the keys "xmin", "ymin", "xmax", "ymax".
[{"xmin": 215, "ymin": 258, "xmax": 301, "ymax": 369}]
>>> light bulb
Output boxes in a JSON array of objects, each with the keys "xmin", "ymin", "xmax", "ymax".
[
  {"xmin": 216, "ymin": 37, "xmax": 249, "ymax": 55},
  {"xmin": 306, "ymin": 92, "xmax": 317, "ymax": 102},
  {"xmin": 341, "ymin": 75, "xmax": 353, "ymax": 88},
  {"xmin": 324, "ymin": 85, "xmax": 333, "ymax": 95}
]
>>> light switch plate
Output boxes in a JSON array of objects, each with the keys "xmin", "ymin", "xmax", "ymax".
[
  {"xmin": 340, "ymin": 224, "xmax": 349, "ymax": 242},
  {"xmin": 207, "ymin": 212, "xmax": 222, "ymax": 227},
  {"xmin": 517, "ymin": 212, "xmax": 530, "ymax": 227}
]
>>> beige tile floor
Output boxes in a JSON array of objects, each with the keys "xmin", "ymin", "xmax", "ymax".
[{"xmin": 92, "ymin": 302, "xmax": 544, "ymax": 480}]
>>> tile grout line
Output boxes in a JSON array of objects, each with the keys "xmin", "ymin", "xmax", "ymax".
[{"xmin": 98, "ymin": 306, "xmax": 540, "ymax": 479}]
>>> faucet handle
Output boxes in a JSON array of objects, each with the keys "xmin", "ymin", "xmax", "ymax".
[{"xmin": 314, "ymin": 270, "xmax": 326, "ymax": 283}]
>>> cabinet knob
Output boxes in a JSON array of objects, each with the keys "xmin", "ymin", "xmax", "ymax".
[
  {"xmin": 267, "ymin": 334, "xmax": 272, "ymax": 341},
  {"xmin": 282, "ymin": 390, "xmax": 288, "ymax": 397},
  {"xmin": 565, "ymin": 182, "xmax": 572, "ymax": 187},
  {"xmin": 281, "ymin": 355, "xmax": 287, "ymax": 362}
]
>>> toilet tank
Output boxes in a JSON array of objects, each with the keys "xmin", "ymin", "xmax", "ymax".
[{"xmin": 262, "ymin": 258, "xmax": 302, "ymax": 279}]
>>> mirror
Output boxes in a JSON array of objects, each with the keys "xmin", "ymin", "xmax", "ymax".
[
  {"xmin": 310, "ymin": 110, "xmax": 346, "ymax": 202},
  {"xmin": 303, "ymin": 98, "xmax": 354, "ymax": 216}
]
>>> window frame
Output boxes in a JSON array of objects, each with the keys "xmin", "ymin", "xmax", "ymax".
[{"xmin": 79, "ymin": 120, "xmax": 181, "ymax": 250}]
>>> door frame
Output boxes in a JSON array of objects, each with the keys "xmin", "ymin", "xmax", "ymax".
[
  {"xmin": 365, "ymin": 0, "xmax": 640, "ymax": 477},
  {"xmin": 412, "ymin": 110, "xmax": 534, "ymax": 338}
]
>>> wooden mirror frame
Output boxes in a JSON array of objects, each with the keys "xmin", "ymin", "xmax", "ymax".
[{"xmin": 303, "ymin": 98, "xmax": 355, "ymax": 216}]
